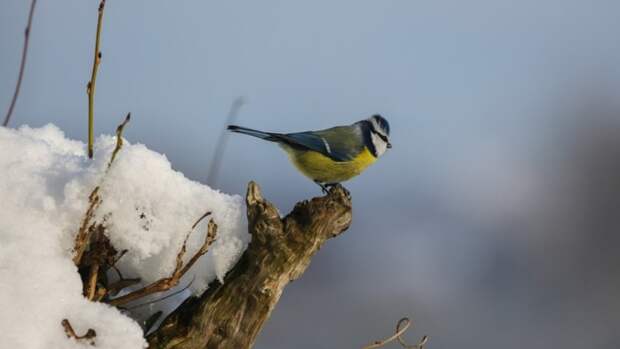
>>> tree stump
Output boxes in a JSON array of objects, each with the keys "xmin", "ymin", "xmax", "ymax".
[{"xmin": 147, "ymin": 181, "xmax": 353, "ymax": 349}]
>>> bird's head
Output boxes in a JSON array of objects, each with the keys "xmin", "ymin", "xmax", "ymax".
[{"xmin": 364, "ymin": 114, "xmax": 391, "ymax": 157}]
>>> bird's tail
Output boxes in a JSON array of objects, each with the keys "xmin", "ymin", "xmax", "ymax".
[{"xmin": 227, "ymin": 125, "xmax": 277, "ymax": 141}]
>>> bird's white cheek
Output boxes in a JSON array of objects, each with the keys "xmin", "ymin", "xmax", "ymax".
[{"xmin": 371, "ymin": 133, "xmax": 388, "ymax": 157}]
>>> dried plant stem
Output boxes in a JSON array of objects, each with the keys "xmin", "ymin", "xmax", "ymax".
[
  {"xmin": 108, "ymin": 214, "xmax": 217, "ymax": 306},
  {"xmin": 3, "ymin": 0, "xmax": 37, "ymax": 127},
  {"xmin": 73, "ymin": 113, "xmax": 130, "ymax": 265},
  {"xmin": 85, "ymin": 263, "xmax": 100, "ymax": 300},
  {"xmin": 363, "ymin": 317, "xmax": 428, "ymax": 349},
  {"xmin": 72, "ymin": 187, "xmax": 101, "ymax": 265},
  {"xmin": 61, "ymin": 319, "xmax": 97, "ymax": 345},
  {"xmin": 125, "ymin": 276, "xmax": 195, "ymax": 310},
  {"xmin": 81, "ymin": 224, "xmax": 111, "ymax": 299},
  {"xmin": 108, "ymin": 112, "xmax": 130, "ymax": 168},
  {"xmin": 87, "ymin": 0, "xmax": 106, "ymax": 158}
]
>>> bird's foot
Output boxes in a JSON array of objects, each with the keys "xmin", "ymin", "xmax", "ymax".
[
  {"xmin": 315, "ymin": 181, "xmax": 351, "ymax": 198},
  {"xmin": 315, "ymin": 180, "xmax": 330, "ymax": 194}
]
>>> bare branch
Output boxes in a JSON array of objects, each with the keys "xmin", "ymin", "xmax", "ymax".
[
  {"xmin": 108, "ymin": 213, "xmax": 217, "ymax": 306},
  {"xmin": 87, "ymin": 0, "xmax": 107, "ymax": 158},
  {"xmin": 3, "ymin": 0, "xmax": 37, "ymax": 127},
  {"xmin": 363, "ymin": 317, "xmax": 429, "ymax": 349}
]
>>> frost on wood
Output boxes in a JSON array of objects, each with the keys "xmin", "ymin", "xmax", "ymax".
[
  {"xmin": 0, "ymin": 125, "xmax": 247, "ymax": 349},
  {"xmin": 147, "ymin": 181, "xmax": 352, "ymax": 349}
]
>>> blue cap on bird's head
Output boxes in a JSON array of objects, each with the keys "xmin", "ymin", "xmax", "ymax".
[
  {"xmin": 370, "ymin": 114, "xmax": 390, "ymax": 136},
  {"xmin": 357, "ymin": 114, "xmax": 392, "ymax": 157},
  {"xmin": 366, "ymin": 114, "xmax": 391, "ymax": 151}
]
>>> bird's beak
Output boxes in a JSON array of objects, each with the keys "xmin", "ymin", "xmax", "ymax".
[{"xmin": 387, "ymin": 142, "xmax": 392, "ymax": 149}]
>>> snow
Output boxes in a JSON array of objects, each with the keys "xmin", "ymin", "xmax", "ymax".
[{"xmin": 0, "ymin": 124, "xmax": 249, "ymax": 349}]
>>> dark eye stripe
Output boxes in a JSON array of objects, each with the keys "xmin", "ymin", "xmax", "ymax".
[{"xmin": 371, "ymin": 129, "xmax": 388, "ymax": 143}]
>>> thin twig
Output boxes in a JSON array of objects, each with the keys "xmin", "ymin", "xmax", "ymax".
[
  {"xmin": 176, "ymin": 219, "xmax": 217, "ymax": 276},
  {"xmin": 108, "ymin": 214, "xmax": 217, "ymax": 306},
  {"xmin": 191, "ymin": 211, "xmax": 212, "ymax": 230},
  {"xmin": 3, "ymin": 0, "xmax": 37, "ymax": 127},
  {"xmin": 87, "ymin": 0, "xmax": 106, "ymax": 158},
  {"xmin": 111, "ymin": 265, "xmax": 124, "ymax": 280},
  {"xmin": 206, "ymin": 96, "xmax": 246, "ymax": 186},
  {"xmin": 363, "ymin": 317, "xmax": 428, "ymax": 349},
  {"xmin": 61, "ymin": 319, "xmax": 97, "ymax": 345},
  {"xmin": 109, "ymin": 250, "xmax": 139, "ymax": 296},
  {"xmin": 110, "ymin": 249, "xmax": 128, "ymax": 268},
  {"xmin": 125, "ymin": 275, "xmax": 196, "ymax": 310},
  {"xmin": 107, "ymin": 112, "xmax": 131, "ymax": 168}
]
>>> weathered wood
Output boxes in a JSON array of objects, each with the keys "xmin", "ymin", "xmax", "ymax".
[{"xmin": 147, "ymin": 181, "xmax": 352, "ymax": 349}]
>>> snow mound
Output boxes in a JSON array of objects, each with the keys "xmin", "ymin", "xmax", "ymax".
[{"xmin": 0, "ymin": 124, "xmax": 249, "ymax": 349}]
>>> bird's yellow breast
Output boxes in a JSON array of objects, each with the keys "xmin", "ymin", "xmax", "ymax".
[{"xmin": 282, "ymin": 146, "xmax": 377, "ymax": 183}]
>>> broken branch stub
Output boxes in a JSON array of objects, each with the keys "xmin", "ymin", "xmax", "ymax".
[{"xmin": 147, "ymin": 181, "xmax": 352, "ymax": 349}]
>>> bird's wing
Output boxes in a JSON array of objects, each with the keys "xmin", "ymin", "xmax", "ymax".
[{"xmin": 274, "ymin": 126, "xmax": 364, "ymax": 162}]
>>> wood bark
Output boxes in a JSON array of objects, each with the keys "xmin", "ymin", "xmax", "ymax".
[{"xmin": 147, "ymin": 181, "xmax": 352, "ymax": 349}]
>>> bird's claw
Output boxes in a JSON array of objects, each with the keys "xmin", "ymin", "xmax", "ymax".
[
  {"xmin": 315, "ymin": 181, "xmax": 351, "ymax": 198},
  {"xmin": 315, "ymin": 181, "xmax": 329, "ymax": 194}
]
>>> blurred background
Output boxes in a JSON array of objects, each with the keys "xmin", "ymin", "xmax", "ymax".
[{"xmin": 2, "ymin": 1, "xmax": 620, "ymax": 348}]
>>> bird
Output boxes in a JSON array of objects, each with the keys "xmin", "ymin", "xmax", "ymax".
[{"xmin": 227, "ymin": 114, "xmax": 391, "ymax": 192}]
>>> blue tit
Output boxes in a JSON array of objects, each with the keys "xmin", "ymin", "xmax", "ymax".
[{"xmin": 227, "ymin": 114, "xmax": 391, "ymax": 191}]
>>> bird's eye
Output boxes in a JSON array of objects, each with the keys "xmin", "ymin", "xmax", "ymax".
[{"xmin": 370, "ymin": 127, "xmax": 389, "ymax": 144}]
